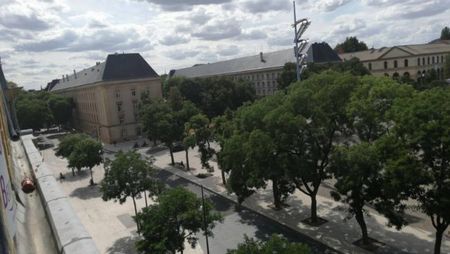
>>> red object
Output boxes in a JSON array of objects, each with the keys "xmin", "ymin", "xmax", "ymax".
[{"xmin": 21, "ymin": 177, "xmax": 35, "ymax": 194}]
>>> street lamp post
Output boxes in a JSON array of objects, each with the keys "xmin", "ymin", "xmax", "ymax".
[
  {"xmin": 292, "ymin": 1, "xmax": 311, "ymax": 81},
  {"xmin": 201, "ymin": 185, "xmax": 210, "ymax": 254}
]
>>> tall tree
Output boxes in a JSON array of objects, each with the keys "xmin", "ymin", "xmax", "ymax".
[
  {"xmin": 440, "ymin": 26, "xmax": 450, "ymax": 40},
  {"xmin": 101, "ymin": 150, "xmax": 161, "ymax": 229},
  {"xmin": 227, "ymin": 234, "xmax": 311, "ymax": 254},
  {"xmin": 48, "ymin": 95, "xmax": 73, "ymax": 129},
  {"xmin": 139, "ymin": 98, "xmax": 171, "ymax": 146},
  {"xmin": 277, "ymin": 62, "xmax": 297, "ymax": 90},
  {"xmin": 68, "ymin": 138, "xmax": 103, "ymax": 185},
  {"xmin": 135, "ymin": 187, "xmax": 222, "ymax": 254},
  {"xmin": 184, "ymin": 114, "xmax": 214, "ymax": 172},
  {"xmin": 386, "ymin": 87, "xmax": 450, "ymax": 254},
  {"xmin": 56, "ymin": 133, "xmax": 90, "ymax": 176},
  {"xmin": 334, "ymin": 36, "xmax": 369, "ymax": 53},
  {"xmin": 15, "ymin": 95, "xmax": 52, "ymax": 130},
  {"xmin": 285, "ymin": 71, "xmax": 357, "ymax": 223}
]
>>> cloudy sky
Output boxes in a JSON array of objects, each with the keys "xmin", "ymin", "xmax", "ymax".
[{"xmin": 0, "ymin": 0, "xmax": 449, "ymax": 90}]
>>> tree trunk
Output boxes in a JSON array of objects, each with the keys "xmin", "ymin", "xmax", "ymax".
[
  {"xmin": 72, "ymin": 168, "xmax": 75, "ymax": 176},
  {"xmin": 132, "ymin": 195, "xmax": 140, "ymax": 232},
  {"xmin": 355, "ymin": 208, "xmax": 370, "ymax": 245},
  {"xmin": 310, "ymin": 194, "xmax": 318, "ymax": 223},
  {"xmin": 434, "ymin": 227, "xmax": 445, "ymax": 254},
  {"xmin": 272, "ymin": 179, "xmax": 281, "ymax": 210},
  {"xmin": 221, "ymin": 169, "xmax": 227, "ymax": 186},
  {"xmin": 185, "ymin": 149, "xmax": 190, "ymax": 170},
  {"xmin": 144, "ymin": 191, "xmax": 148, "ymax": 207},
  {"xmin": 89, "ymin": 168, "xmax": 94, "ymax": 185},
  {"xmin": 169, "ymin": 147, "xmax": 175, "ymax": 165}
]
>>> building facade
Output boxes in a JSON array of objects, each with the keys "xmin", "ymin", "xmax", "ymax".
[
  {"xmin": 339, "ymin": 41, "xmax": 450, "ymax": 81},
  {"xmin": 171, "ymin": 42, "xmax": 341, "ymax": 96},
  {"xmin": 51, "ymin": 53, "xmax": 162, "ymax": 143}
]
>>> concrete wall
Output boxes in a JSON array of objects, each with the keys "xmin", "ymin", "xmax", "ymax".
[{"xmin": 20, "ymin": 135, "xmax": 99, "ymax": 254}]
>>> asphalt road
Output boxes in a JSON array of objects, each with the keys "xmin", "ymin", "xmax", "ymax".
[{"xmin": 156, "ymin": 169, "xmax": 340, "ymax": 254}]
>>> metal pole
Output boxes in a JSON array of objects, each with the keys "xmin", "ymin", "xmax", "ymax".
[
  {"xmin": 201, "ymin": 185, "xmax": 210, "ymax": 254},
  {"xmin": 293, "ymin": 1, "xmax": 301, "ymax": 81}
]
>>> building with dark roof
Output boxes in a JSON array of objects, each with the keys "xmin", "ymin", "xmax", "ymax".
[
  {"xmin": 171, "ymin": 42, "xmax": 341, "ymax": 96},
  {"xmin": 50, "ymin": 53, "xmax": 162, "ymax": 143}
]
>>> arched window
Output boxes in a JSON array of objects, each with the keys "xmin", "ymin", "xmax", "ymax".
[
  {"xmin": 436, "ymin": 56, "xmax": 439, "ymax": 63},
  {"xmin": 432, "ymin": 56, "xmax": 435, "ymax": 64},
  {"xmin": 403, "ymin": 72, "xmax": 410, "ymax": 79},
  {"xmin": 422, "ymin": 58, "xmax": 425, "ymax": 65},
  {"xmin": 384, "ymin": 61, "xmax": 388, "ymax": 69},
  {"xmin": 428, "ymin": 57, "xmax": 430, "ymax": 65},
  {"xmin": 417, "ymin": 58, "xmax": 420, "ymax": 66},
  {"xmin": 393, "ymin": 72, "xmax": 400, "ymax": 80},
  {"xmin": 394, "ymin": 60, "xmax": 398, "ymax": 68},
  {"xmin": 404, "ymin": 59, "xmax": 408, "ymax": 67},
  {"xmin": 441, "ymin": 55, "xmax": 444, "ymax": 63}
]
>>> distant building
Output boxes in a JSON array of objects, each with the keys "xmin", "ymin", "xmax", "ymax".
[
  {"xmin": 170, "ymin": 42, "xmax": 341, "ymax": 96},
  {"xmin": 50, "ymin": 53, "xmax": 162, "ymax": 143},
  {"xmin": 339, "ymin": 41, "xmax": 450, "ymax": 81}
]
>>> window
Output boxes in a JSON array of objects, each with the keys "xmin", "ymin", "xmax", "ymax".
[
  {"xmin": 368, "ymin": 63, "xmax": 372, "ymax": 70},
  {"xmin": 432, "ymin": 56, "xmax": 435, "ymax": 64},
  {"xmin": 394, "ymin": 60, "xmax": 398, "ymax": 68},
  {"xmin": 384, "ymin": 61, "xmax": 388, "ymax": 70},
  {"xmin": 131, "ymin": 88, "xmax": 136, "ymax": 96},
  {"xmin": 418, "ymin": 58, "xmax": 421, "ymax": 66},
  {"xmin": 441, "ymin": 55, "xmax": 444, "ymax": 63},
  {"xmin": 117, "ymin": 102, "xmax": 122, "ymax": 112},
  {"xmin": 428, "ymin": 57, "xmax": 430, "ymax": 65},
  {"xmin": 119, "ymin": 114, "xmax": 125, "ymax": 124},
  {"xmin": 115, "ymin": 89, "xmax": 120, "ymax": 98},
  {"xmin": 422, "ymin": 58, "xmax": 425, "ymax": 65},
  {"xmin": 404, "ymin": 59, "xmax": 408, "ymax": 67}
]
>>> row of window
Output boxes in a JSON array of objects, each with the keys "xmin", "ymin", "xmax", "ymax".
[
  {"xmin": 233, "ymin": 72, "xmax": 282, "ymax": 82},
  {"xmin": 115, "ymin": 88, "xmax": 138, "ymax": 99},
  {"xmin": 368, "ymin": 55, "xmax": 447, "ymax": 71}
]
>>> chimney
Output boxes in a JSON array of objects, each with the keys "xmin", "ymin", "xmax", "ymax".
[
  {"xmin": 73, "ymin": 70, "xmax": 77, "ymax": 79},
  {"xmin": 96, "ymin": 62, "xmax": 100, "ymax": 66},
  {"xmin": 66, "ymin": 74, "xmax": 69, "ymax": 81},
  {"xmin": 260, "ymin": 52, "xmax": 266, "ymax": 63},
  {"xmin": 62, "ymin": 75, "xmax": 65, "ymax": 82}
]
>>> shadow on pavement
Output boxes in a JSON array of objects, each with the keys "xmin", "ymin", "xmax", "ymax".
[
  {"xmin": 59, "ymin": 169, "xmax": 91, "ymax": 182},
  {"xmin": 106, "ymin": 236, "xmax": 139, "ymax": 254},
  {"xmin": 69, "ymin": 184, "xmax": 102, "ymax": 200}
]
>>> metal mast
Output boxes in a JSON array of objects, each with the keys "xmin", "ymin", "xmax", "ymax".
[{"xmin": 292, "ymin": 1, "xmax": 311, "ymax": 81}]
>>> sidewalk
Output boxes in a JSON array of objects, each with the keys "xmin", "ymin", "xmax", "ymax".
[{"xmin": 143, "ymin": 146, "xmax": 450, "ymax": 254}]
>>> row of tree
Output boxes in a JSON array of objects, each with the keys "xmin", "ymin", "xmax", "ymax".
[
  {"xmin": 15, "ymin": 90, "xmax": 73, "ymax": 131},
  {"xmin": 214, "ymin": 71, "xmax": 449, "ymax": 253},
  {"xmin": 99, "ymin": 149, "xmax": 309, "ymax": 254}
]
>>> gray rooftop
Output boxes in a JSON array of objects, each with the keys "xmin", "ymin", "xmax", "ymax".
[
  {"xmin": 171, "ymin": 42, "xmax": 341, "ymax": 78},
  {"xmin": 52, "ymin": 53, "xmax": 159, "ymax": 91}
]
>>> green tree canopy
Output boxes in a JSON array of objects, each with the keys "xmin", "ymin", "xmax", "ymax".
[
  {"xmin": 165, "ymin": 76, "xmax": 256, "ymax": 118},
  {"xmin": 277, "ymin": 62, "xmax": 297, "ymax": 90},
  {"xmin": 440, "ymin": 26, "xmax": 450, "ymax": 40},
  {"xmin": 334, "ymin": 36, "xmax": 369, "ymax": 53},
  {"xmin": 56, "ymin": 133, "xmax": 90, "ymax": 175},
  {"xmin": 385, "ymin": 87, "xmax": 450, "ymax": 254},
  {"xmin": 15, "ymin": 93, "xmax": 52, "ymax": 130},
  {"xmin": 227, "ymin": 234, "xmax": 311, "ymax": 254},
  {"xmin": 68, "ymin": 138, "xmax": 103, "ymax": 185},
  {"xmin": 135, "ymin": 187, "xmax": 222, "ymax": 254},
  {"xmin": 101, "ymin": 150, "xmax": 162, "ymax": 228},
  {"xmin": 48, "ymin": 94, "xmax": 73, "ymax": 128}
]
